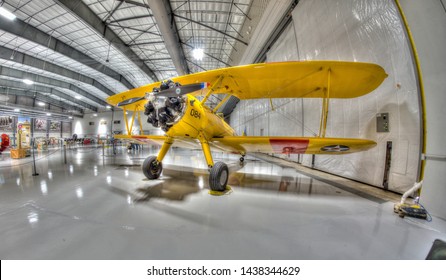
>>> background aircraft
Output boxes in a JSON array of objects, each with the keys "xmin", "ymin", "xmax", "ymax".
[{"xmin": 106, "ymin": 61, "xmax": 387, "ymax": 191}]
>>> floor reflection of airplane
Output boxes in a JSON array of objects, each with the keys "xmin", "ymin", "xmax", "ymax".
[{"xmin": 106, "ymin": 61, "xmax": 387, "ymax": 192}]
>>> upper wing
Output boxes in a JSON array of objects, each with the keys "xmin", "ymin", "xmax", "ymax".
[
  {"xmin": 106, "ymin": 61, "xmax": 387, "ymax": 111},
  {"xmin": 174, "ymin": 61, "xmax": 387, "ymax": 100},
  {"xmin": 210, "ymin": 136, "xmax": 377, "ymax": 155}
]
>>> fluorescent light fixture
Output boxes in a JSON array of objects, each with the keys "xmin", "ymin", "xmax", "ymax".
[
  {"xmin": 192, "ymin": 48, "xmax": 204, "ymax": 60},
  {"xmin": 0, "ymin": 7, "xmax": 16, "ymax": 21},
  {"xmin": 46, "ymin": 113, "xmax": 51, "ymax": 116},
  {"xmin": 23, "ymin": 79, "xmax": 34, "ymax": 85},
  {"xmin": 75, "ymin": 95, "xmax": 82, "ymax": 99},
  {"xmin": 93, "ymin": 113, "xmax": 98, "ymax": 117},
  {"xmin": 14, "ymin": 108, "xmax": 20, "ymax": 112},
  {"xmin": 37, "ymin": 101, "xmax": 45, "ymax": 106},
  {"xmin": 68, "ymin": 116, "xmax": 73, "ymax": 119},
  {"xmin": 106, "ymin": 105, "xmax": 111, "ymax": 109}
]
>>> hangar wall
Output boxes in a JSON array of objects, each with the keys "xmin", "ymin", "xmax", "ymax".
[
  {"xmin": 73, "ymin": 111, "xmax": 160, "ymax": 140},
  {"xmin": 230, "ymin": 0, "xmax": 421, "ymax": 194},
  {"xmin": 0, "ymin": 116, "xmax": 71, "ymax": 144},
  {"xmin": 398, "ymin": 0, "xmax": 446, "ymax": 218}
]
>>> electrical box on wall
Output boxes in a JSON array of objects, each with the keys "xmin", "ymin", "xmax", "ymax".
[{"xmin": 376, "ymin": 113, "xmax": 389, "ymax": 132}]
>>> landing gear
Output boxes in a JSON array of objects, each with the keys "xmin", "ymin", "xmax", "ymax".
[
  {"xmin": 209, "ymin": 162, "xmax": 228, "ymax": 192},
  {"xmin": 239, "ymin": 156, "xmax": 245, "ymax": 163},
  {"xmin": 142, "ymin": 156, "xmax": 163, "ymax": 179}
]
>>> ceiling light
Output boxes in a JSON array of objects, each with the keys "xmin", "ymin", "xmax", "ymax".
[
  {"xmin": 68, "ymin": 116, "xmax": 73, "ymax": 119},
  {"xmin": 14, "ymin": 108, "xmax": 20, "ymax": 112},
  {"xmin": 192, "ymin": 48, "xmax": 204, "ymax": 60},
  {"xmin": 93, "ymin": 113, "xmax": 98, "ymax": 117},
  {"xmin": 106, "ymin": 105, "xmax": 111, "ymax": 109},
  {"xmin": 23, "ymin": 79, "xmax": 34, "ymax": 85},
  {"xmin": 75, "ymin": 95, "xmax": 82, "ymax": 99},
  {"xmin": 37, "ymin": 101, "xmax": 45, "ymax": 106},
  {"xmin": 46, "ymin": 113, "xmax": 51, "ymax": 116},
  {"xmin": 0, "ymin": 7, "xmax": 16, "ymax": 21}
]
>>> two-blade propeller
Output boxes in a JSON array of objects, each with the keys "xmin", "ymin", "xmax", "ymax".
[{"xmin": 116, "ymin": 82, "xmax": 208, "ymax": 107}]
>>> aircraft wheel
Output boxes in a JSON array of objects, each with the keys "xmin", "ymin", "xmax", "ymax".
[
  {"xmin": 142, "ymin": 156, "xmax": 163, "ymax": 179},
  {"xmin": 239, "ymin": 156, "xmax": 245, "ymax": 163},
  {"xmin": 209, "ymin": 162, "xmax": 228, "ymax": 192}
]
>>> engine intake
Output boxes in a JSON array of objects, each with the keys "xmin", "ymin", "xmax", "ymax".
[{"xmin": 144, "ymin": 96, "xmax": 185, "ymax": 132}]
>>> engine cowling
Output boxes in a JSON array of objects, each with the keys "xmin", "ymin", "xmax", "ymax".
[{"xmin": 144, "ymin": 95, "xmax": 186, "ymax": 132}]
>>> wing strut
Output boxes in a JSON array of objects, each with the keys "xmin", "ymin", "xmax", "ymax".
[
  {"xmin": 138, "ymin": 111, "xmax": 144, "ymax": 135},
  {"xmin": 202, "ymin": 75, "xmax": 224, "ymax": 105},
  {"xmin": 123, "ymin": 108, "xmax": 130, "ymax": 135},
  {"xmin": 319, "ymin": 69, "xmax": 331, "ymax": 138},
  {"xmin": 212, "ymin": 94, "xmax": 232, "ymax": 113}
]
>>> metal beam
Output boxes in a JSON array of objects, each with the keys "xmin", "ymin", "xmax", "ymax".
[
  {"xmin": 0, "ymin": 45, "xmax": 114, "ymax": 97},
  {"xmin": 0, "ymin": 87, "xmax": 84, "ymax": 114},
  {"xmin": 108, "ymin": 14, "xmax": 154, "ymax": 24},
  {"xmin": 129, "ymin": 41, "xmax": 166, "ymax": 46},
  {"xmin": 0, "ymin": 65, "xmax": 108, "ymax": 107},
  {"xmin": 218, "ymin": 0, "xmax": 235, "ymax": 62},
  {"xmin": 0, "ymin": 78, "xmax": 98, "ymax": 112},
  {"xmin": 0, "ymin": 16, "xmax": 134, "ymax": 89},
  {"xmin": 185, "ymin": 58, "xmax": 207, "ymax": 72},
  {"xmin": 117, "ymin": 0, "xmax": 149, "ymax": 8},
  {"xmin": 102, "ymin": 0, "xmax": 124, "ymax": 22},
  {"xmin": 145, "ymin": 57, "xmax": 173, "ymax": 61},
  {"xmin": 173, "ymin": 13, "xmax": 248, "ymax": 46},
  {"xmin": 147, "ymin": 0, "xmax": 190, "ymax": 75},
  {"xmin": 254, "ymin": 0, "xmax": 299, "ymax": 63},
  {"xmin": 56, "ymin": 0, "xmax": 158, "ymax": 82}
]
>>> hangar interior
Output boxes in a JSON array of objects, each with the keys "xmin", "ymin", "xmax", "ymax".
[{"xmin": 1, "ymin": 0, "xmax": 446, "ymax": 259}]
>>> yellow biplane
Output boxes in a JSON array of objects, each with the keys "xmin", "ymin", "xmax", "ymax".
[{"xmin": 106, "ymin": 61, "xmax": 387, "ymax": 191}]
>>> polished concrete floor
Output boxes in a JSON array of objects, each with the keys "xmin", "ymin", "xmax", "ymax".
[{"xmin": 1, "ymin": 145, "xmax": 445, "ymax": 259}]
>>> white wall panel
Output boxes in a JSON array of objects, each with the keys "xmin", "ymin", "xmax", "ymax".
[
  {"xmin": 73, "ymin": 111, "xmax": 162, "ymax": 139},
  {"xmin": 397, "ymin": 0, "xmax": 446, "ymax": 218},
  {"xmin": 231, "ymin": 0, "xmax": 421, "ymax": 193}
]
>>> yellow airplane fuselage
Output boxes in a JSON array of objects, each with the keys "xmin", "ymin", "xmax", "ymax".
[{"xmin": 166, "ymin": 94, "xmax": 236, "ymax": 140}]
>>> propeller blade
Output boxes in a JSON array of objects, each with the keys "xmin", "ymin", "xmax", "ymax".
[
  {"xmin": 116, "ymin": 96, "xmax": 145, "ymax": 107},
  {"xmin": 156, "ymin": 83, "xmax": 208, "ymax": 98},
  {"xmin": 115, "ymin": 83, "xmax": 208, "ymax": 106}
]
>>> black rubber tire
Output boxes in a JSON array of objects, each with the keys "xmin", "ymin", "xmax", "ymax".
[
  {"xmin": 239, "ymin": 156, "xmax": 245, "ymax": 163},
  {"xmin": 209, "ymin": 162, "xmax": 229, "ymax": 192},
  {"xmin": 142, "ymin": 156, "xmax": 162, "ymax": 179}
]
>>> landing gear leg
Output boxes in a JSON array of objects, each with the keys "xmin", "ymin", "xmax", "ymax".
[
  {"xmin": 141, "ymin": 138, "xmax": 173, "ymax": 179},
  {"xmin": 199, "ymin": 134, "xmax": 228, "ymax": 191}
]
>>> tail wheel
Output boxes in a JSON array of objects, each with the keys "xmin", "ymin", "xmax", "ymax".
[
  {"xmin": 209, "ymin": 162, "xmax": 228, "ymax": 192},
  {"xmin": 142, "ymin": 156, "xmax": 163, "ymax": 179}
]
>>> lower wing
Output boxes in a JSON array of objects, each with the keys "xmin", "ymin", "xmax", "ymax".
[
  {"xmin": 209, "ymin": 136, "xmax": 376, "ymax": 155},
  {"xmin": 113, "ymin": 134, "xmax": 201, "ymax": 149},
  {"xmin": 114, "ymin": 134, "xmax": 376, "ymax": 155}
]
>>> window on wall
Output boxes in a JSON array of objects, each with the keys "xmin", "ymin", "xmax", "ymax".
[
  {"xmin": 89, "ymin": 122, "xmax": 94, "ymax": 125},
  {"xmin": 113, "ymin": 120, "xmax": 120, "ymax": 124}
]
